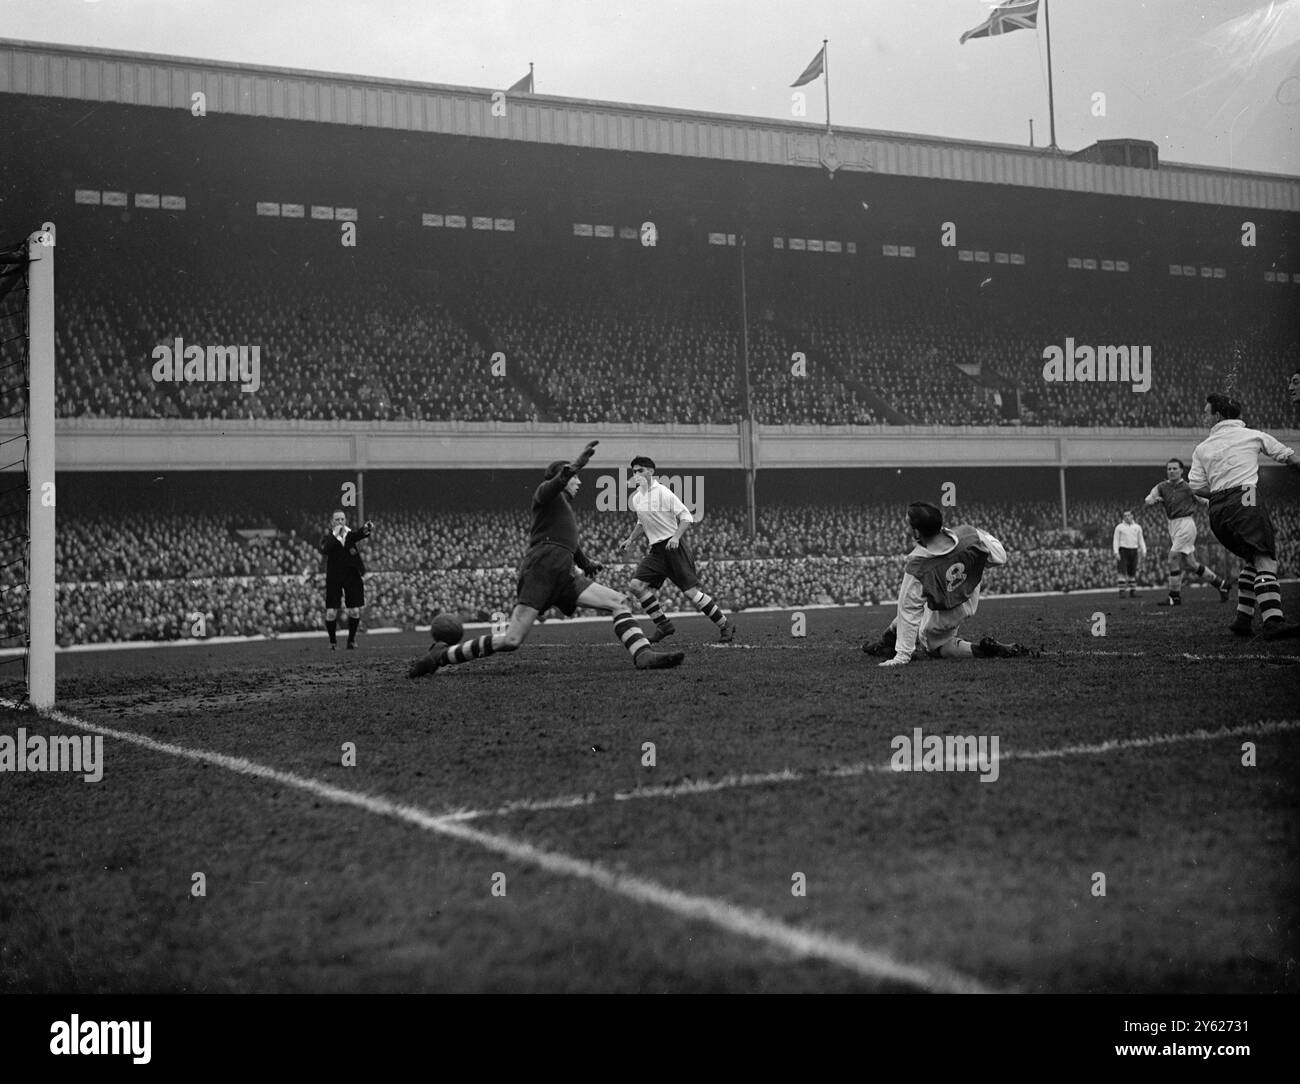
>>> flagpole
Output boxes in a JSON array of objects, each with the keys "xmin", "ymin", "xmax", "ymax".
[
  {"xmin": 822, "ymin": 39, "xmax": 831, "ymax": 132},
  {"xmin": 529, "ymin": 61, "xmax": 534, "ymax": 93},
  {"xmin": 1043, "ymin": 0, "xmax": 1057, "ymax": 149}
]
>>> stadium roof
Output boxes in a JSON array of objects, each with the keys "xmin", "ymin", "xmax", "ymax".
[{"xmin": 3, "ymin": 37, "xmax": 1298, "ymax": 211}]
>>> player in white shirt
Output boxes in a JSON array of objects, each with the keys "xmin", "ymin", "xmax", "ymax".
[
  {"xmin": 1188, "ymin": 393, "xmax": 1300, "ymax": 636},
  {"xmin": 1111, "ymin": 512, "xmax": 1147, "ymax": 598},
  {"xmin": 617, "ymin": 456, "xmax": 734, "ymax": 643}
]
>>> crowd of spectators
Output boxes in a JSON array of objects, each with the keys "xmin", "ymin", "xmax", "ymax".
[
  {"xmin": 49, "ymin": 256, "xmax": 1298, "ymax": 428},
  {"xmin": 5, "ymin": 493, "xmax": 1293, "ymax": 645}
]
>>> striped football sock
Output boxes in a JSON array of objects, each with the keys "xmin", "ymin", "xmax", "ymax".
[
  {"xmin": 1168, "ymin": 568, "xmax": 1182, "ymax": 598},
  {"xmin": 445, "ymin": 634, "xmax": 495, "ymax": 665},
  {"xmin": 690, "ymin": 589, "xmax": 728, "ymax": 627},
  {"xmin": 1255, "ymin": 572, "xmax": 1283, "ymax": 625},
  {"xmin": 633, "ymin": 587, "xmax": 671, "ymax": 628},
  {"xmin": 1196, "ymin": 564, "xmax": 1225, "ymax": 590},
  {"xmin": 1236, "ymin": 566, "xmax": 1257, "ymax": 621},
  {"xmin": 613, "ymin": 609, "xmax": 651, "ymax": 659}
]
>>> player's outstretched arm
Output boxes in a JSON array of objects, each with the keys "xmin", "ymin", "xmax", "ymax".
[
  {"xmin": 569, "ymin": 440, "xmax": 599, "ymax": 471},
  {"xmin": 1187, "ymin": 453, "xmax": 1211, "ymax": 498},
  {"xmin": 620, "ymin": 522, "xmax": 647, "ymax": 551},
  {"xmin": 974, "ymin": 529, "xmax": 1007, "ymax": 567},
  {"xmin": 881, "ymin": 574, "xmax": 924, "ymax": 667},
  {"xmin": 575, "ymin": 547, "xmax": 603, "ymax": 577},
  {"xmin": 1143, "ymin": 485, "xmax": 1162, "ymax": 506}
]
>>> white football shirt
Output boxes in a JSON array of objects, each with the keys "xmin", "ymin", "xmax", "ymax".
[
  {"xmin": 1189, "ymin": 419, "xmax": 1295, "ymax": 493},
  {"xmin": 629, "ymin": 481, "xmax": 693, "ymax": 544}
]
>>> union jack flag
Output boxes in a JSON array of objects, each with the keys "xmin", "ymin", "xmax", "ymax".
[{"xmin": 959, "ymin": 0, "xmax": 1039, "ymax": 44}]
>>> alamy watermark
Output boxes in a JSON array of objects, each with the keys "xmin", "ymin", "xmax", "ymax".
[
  {"xmin": 151, "ymin": 337, "xmax": 261, "ymax": 393},
  {"xmin": 1042, "ymin": 338, "xmax": 1151, "ymax": 393},
  {"xmin": 50, "ymin": 1015, "xmax": 151, "ymax": 1064},
  {"xmin": 0, "ymin": 728, "xmax": 103, "ymax": 782},
  {"xmin": 890, "ymin": 726, "xmax": 1000, "ymax": 783},
  {"xmin": 595, "ymin": 468, "xmax": 705, "ymax": 520}
]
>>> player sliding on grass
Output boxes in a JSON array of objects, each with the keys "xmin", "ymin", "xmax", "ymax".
[
  {"xmin": 618, "ymin": 455, "xmax": 734, "ymax": 644},
  {"xmin": 865, "ymin": 501, "xmax": 1030, "ymax": 667},
  {"xmin": 1143, "ymin": 457, "xmax": 1231, "ymax": 607},
  {"xmin": 407, "ymin": 441, "xmax": 685, "ymax": 678}
]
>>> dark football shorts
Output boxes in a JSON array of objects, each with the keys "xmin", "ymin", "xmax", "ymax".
[
  {"xmin": 1115, "ymin": 547, "xmax": 1139, "ymax": 577},
  {"xmin": 633, "ymin": 539, "xmax": 700, "ymax": 591},
  {"xmin": 1208, "ymin": 487, "xmax": 1276, "ymax": 561},
  {"xmin": 326, "ymin": 572, "xmax": 364, "ymax": 609},
  {"xmin": 516, "ymin": 542, "xmax": 593, "ymax": 615}
]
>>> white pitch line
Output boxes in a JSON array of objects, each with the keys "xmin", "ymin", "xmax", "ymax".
[
  {"xmin": 1071, "ymin": 650, "xmax": 1299, "ymax": 663},
  {"xmin": 441, "ymin": 719, "xmax": 1300, "ymax": 821},
  {"xmin": 0, "ymin": 698, "xmax": 988, "ymax": 995}
]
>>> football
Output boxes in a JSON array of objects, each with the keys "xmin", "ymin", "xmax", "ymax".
[{"xmin": 430, "ymin": 613, "xmax": 464, "ymax": 645}]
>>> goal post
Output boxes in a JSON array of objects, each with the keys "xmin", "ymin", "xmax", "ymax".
[{"xmin": 27, "ymin": 223, "xmax": 54, "ymax": 706}]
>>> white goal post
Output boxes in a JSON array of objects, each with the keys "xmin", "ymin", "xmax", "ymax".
[{"xmin": 27, "ymin": 222, "xmax": 54, "ymax": 707}]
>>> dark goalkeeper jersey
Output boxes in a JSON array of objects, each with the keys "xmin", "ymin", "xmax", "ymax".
[
  {"xmin": 1154, "ymin": 479, "xmax": 1198, "ymax": 519},
  {"xmin": 528, "ymin": 466, "xmax": 597, "ymax": 573}
]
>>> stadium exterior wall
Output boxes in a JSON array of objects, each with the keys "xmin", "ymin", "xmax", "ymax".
[
  {"xmin": 5, "ymin": 419, "xmax": 1297, "ymax": 471},
  {"xmin": 2, "ymin": 38, "xmax": 1298, "ymax": 212}
]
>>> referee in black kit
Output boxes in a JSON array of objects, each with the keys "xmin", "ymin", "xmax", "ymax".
[{"xmin": 320, "ymin": 509, "xmax": 373, "ymax": 650}]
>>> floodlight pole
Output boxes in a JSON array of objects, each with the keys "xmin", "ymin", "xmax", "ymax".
[
  {"xmin": 737, "ymin": 233, "xmax": 757, "ymax": 538},
  {"xmin": 1044, "ymin": 0, "xmax": 1058, "ymax": 150}
]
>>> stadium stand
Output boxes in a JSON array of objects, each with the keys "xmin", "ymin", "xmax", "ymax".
[
  {"xmin": 26, "ymin": 492, "xmax": 1298, "ymax": 645},
  {"xmin": 50, "ymin": 251, "xmax": 1298, "ymax": 427}
]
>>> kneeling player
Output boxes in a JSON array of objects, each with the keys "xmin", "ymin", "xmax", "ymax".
[
  {"xmin": 869, "ymin": 501, "xmax": 1029, "ymax": 667},
  {"xmin": 408, "ymin": 441, "xmax": 685, "ymax": 678}
]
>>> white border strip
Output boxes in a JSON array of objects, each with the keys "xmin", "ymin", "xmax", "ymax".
[
  {"xmin": 7, "ymin": 577, "xmax": 1298, "ymax": 657},
  {"xmin": 439, "ymin": 719, "xmax": 1300, "ymax": 822},
  {"xmin": 0, "ymin": 698, "xmax": 989, "ymax": 995}
]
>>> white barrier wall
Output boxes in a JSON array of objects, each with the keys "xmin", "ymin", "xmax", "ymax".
[{"xmin": 3, "ymin": 418, "xmax": 1297, "ymax": 471}]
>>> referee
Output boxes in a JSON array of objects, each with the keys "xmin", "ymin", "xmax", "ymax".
[
  {"xmin": 1188, "ymin": 393, "xmax": 1300, "ymax": 636},
  {"xmin": 1112, "ymin": 511, "xmax": 1147, "ymax": 598},
  {"xmin": 319, "ymin": 509, "xmax": 373, "ymax": 650}
]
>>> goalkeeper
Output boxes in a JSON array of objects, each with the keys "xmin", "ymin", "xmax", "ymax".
[
  {"xmin": 408, "ymin": 441, "xmax": 685, "ymax": 678},
  {"xmin": 865, "ymin": 501, "xmax": 1030, "ymax": 667}
]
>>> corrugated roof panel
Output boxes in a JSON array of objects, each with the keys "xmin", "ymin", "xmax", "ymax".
[{"xmin": 2, "ymin": 41, "xmax": 1297, "ymax": 209}]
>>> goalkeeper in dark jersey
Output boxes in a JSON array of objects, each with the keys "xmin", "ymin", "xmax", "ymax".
[
  {"xmin": 866, "ymin": 501, "xmax": 1029, "ymax": 667},
  {"xmin": 408, "ymin": 440, "xmax": 685, "ymax": 678},
  {"xmin": 1143, "ymin": 457, "xmax": 1230, "ymax": 607}
]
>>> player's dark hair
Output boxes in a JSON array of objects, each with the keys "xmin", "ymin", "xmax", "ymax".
[
  {"xmin": 630, "ymin": 456, "xmax": 656, "ymax": 471},
  {"xmin": 1166, "ymin": 458, "xmax": 1186, "ymax": 472},
  {"xmin": 1205, "ymin": 393, "xmax": 1241, "ymax": 420},
  {"xmin": 544, "ymin": 459, "xmax": 568, "ymax": 480},
  {"xmin": 906, "ymin": 501, "xmax": 944, "ymax": 538}
]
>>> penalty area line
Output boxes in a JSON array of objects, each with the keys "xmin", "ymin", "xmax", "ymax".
[
  {"xmin": 442, "ymin": 719, "xmax": 1300, "ymax": 821},
  {"xmin": 0, "ymin": 697, "xmax": 990, "ymax": 995}
]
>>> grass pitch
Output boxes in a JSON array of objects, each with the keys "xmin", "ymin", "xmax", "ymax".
[{"xmin": 2, "ymin": 588, "xmax": 1298, "ymax": 994}]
